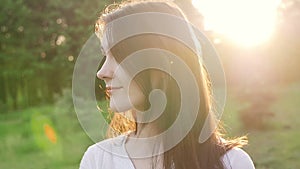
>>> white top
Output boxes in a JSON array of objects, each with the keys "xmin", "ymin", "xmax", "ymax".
[{"xmin": 80, "ymin": 135, "xmax": 255, "ymax": 169}]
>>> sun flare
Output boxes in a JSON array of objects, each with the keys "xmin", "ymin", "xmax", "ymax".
[{"xmin": 192, "ymin": 0, "xmax": 281, "ymax": 46}]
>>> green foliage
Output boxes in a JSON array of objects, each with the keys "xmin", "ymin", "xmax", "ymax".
[
  {"xmin": 53, "ymin": 88, "xmax": 82, "ymax": 136},
  {"xmin": 0, "ymin": 105, "xmax": 93, "ymax": 168},
  {"xmin": 0, "ymin": 0, "xmax": 110, "ymax": 110}
]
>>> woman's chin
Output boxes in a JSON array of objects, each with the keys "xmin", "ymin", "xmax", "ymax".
[{"xmin": 109, "ymin": 102, "xmax": 131, "ymax": 113}]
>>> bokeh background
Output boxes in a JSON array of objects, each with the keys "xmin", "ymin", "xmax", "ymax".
[{"xmin": 0, "ymin": 0, "xmax": 299, "ymax": 168}]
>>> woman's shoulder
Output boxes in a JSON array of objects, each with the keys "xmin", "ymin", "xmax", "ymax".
[
  {"xmin": 79, "ymin": 135, "xmax": 128, "ymax": 169},
  {"xmin": 91, "ymin": 134, "xmax": 127, "ymax": 149},
  {"xmin": 83, "ymin": 134, "xmax": 127, "ymax": 156},
  {"xmin": 222, "ymin": 147, "xmax": 255, "ymax": 169}
]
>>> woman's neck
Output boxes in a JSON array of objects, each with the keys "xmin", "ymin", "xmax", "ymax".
[{"xmin": 132, "ymin": 111, "xmax": 160, "ymax": 138}]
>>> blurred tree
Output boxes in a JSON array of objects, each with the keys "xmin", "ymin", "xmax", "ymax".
[{"xmin": 0, "ymin": 0, "xmax": 110, "ymax": 111}]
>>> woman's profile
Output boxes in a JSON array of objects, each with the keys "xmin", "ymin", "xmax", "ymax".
[{"xmin": 79, "ymin": 1, "xmax": 255, "ymax": 169}]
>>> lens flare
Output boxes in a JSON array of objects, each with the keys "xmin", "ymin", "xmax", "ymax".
[
  {"xmin": 31, "ymin": 112, "xmax": 62, "ymax": 159},
  {"xmin": 44, "ymin": 123, "xmax": 57, "ymax": 144},
  {"xmin": 192, "ymin": 0, "xmax": 281, "ymax": 46}
]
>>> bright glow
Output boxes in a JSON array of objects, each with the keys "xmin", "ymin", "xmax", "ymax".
[
  {"xmin": 56, "ymin": 35, "xmax": 66, "ymax": 46},
  {"xmin": 68, "ymin": 55, "xmax": 74, "ymax": 62},
  {"xmin": 192, "ymin": 0, "xmax": 281, "ymax": 46},
  {"xmin": 44, "ymin": 123, "xmax": 57, "ymax": 144}
]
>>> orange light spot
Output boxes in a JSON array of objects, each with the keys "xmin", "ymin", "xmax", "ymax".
[{"xmin": 44, "ymin": 124, "xmax": 57, "ymax": 144}]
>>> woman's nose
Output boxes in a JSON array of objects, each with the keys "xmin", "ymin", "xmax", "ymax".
[{"xmin": 97, "ymin": 60, "xmax": 113, "ymax": 80}]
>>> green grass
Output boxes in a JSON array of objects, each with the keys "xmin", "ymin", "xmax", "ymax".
[
  {"xmin": 222, "ymin": 83, "xmax": 300, "ymax": 169},
  {"xmin": 0, "ymin": 83, "xmax": 299, "ymax": 168},
  {"xmin": 0, "ymin": 106, "xmax": 93, "ymax": 169}
]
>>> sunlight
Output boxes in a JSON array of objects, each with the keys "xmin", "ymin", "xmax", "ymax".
[{"xmin": 192, "ymin": 0, "xmax": 281, "ymax": 46}]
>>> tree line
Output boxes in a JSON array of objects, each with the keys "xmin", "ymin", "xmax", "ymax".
[{"xmin": 0, "ymin": 0, "xmax": 111, "ymax": 111}]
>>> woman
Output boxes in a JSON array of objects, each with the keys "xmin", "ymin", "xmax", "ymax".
[{"xmin": 80, "ymin": 1, "xmax": 255, "ymax": 169}]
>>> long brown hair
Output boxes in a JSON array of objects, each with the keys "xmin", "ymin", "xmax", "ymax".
[{"xmin": 95, "ymin": 1, "xmax": 247, "ymax": 168}]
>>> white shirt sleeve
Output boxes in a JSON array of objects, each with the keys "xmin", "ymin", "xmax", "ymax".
[
  {"xmin": 222, "ymin": 148, "xmax": 255, "ymax": 169},
  {"xmin": 79, "ymin": 136, "xmax": 131, "ymax": 169},
  {"xmin": 80, "ymin": 146, "xmax": 96, "ymax": 169}
]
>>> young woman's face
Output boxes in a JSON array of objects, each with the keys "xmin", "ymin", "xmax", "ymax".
[{"xmin": 97, "ymin": 51, "xmax": 145, "ymax": 112}]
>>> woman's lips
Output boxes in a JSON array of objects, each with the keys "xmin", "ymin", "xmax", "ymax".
[{"xmin": 106, "ymin": 86, "xmax": 122, "ymax": 94}]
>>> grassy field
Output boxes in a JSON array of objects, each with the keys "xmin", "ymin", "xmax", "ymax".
[
  {"xmin": 0, "ymin": 84, "xmax": 299, "ymax": 168},
  {"xmin": 223, "ymin": 83, "xmax": 300, "ymax": 169},
  {"xmin": 0, "ymin": 106, "xmax": 93, "ymax": 169}
]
